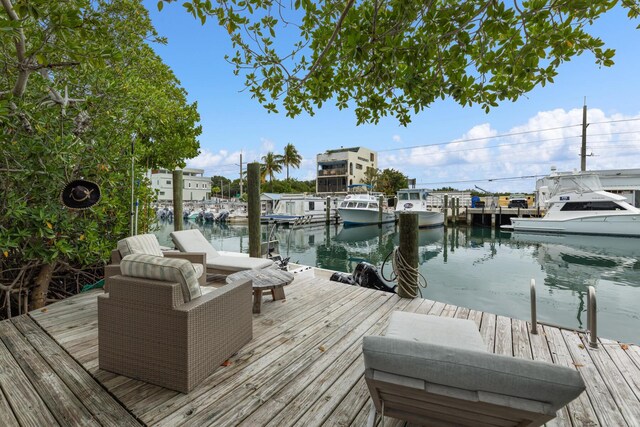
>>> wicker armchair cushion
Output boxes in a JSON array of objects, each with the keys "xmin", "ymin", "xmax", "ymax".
[
  {"xmin": 117, "ymin": 234, "xmax": 164, "ymax": 257},
  {"xmin": 120, "ymin": 254, "xmax": 202, "ymax": 302}
]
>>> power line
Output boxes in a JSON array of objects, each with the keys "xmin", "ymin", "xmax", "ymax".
[
  {"xmin": 416, "ymin": 174, "xmax": 546, "ymax": 186},
  {"xmin": 589, "ymin": 117, "xmax": 640, "ymax": 125},
  {"xmin": 378, "ymin": 123, "xmax": 582, "ymax": 153}
]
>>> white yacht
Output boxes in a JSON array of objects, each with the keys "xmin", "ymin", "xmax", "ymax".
[
  {"xmin": 395, "ymin": 188, "xmax": 445, "ymax": 227},
  {"xmin": 337, "ymin": 185, "xmax": 396, "ymax": 226},
  {"xmin": 504, "ymin": 173, "xmax": 640, "ymax": 237}
]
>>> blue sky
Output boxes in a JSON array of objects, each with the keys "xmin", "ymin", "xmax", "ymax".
[{"xmin": 143, "ymin": 2, "xmax": 640, "ymax": 193}]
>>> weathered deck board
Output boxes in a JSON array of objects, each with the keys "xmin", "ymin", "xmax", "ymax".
[
  {"xmin": 0, "ymin": 273, "xmax": 637, "ymax": 427},
  {"xmin": 0, "ymin": 336, "xmax": 58, "ymax": 426},
  {"xmin": 11, "ymin": 316, "xmax": 140, "ymax": 427}
]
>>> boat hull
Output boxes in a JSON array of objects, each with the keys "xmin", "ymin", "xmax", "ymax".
[
  {"xmin": 510, "ymin": 214, "xmax": 640, "ymax": 237},
  {"xmin": 394, "ymin": 209, "xmax": 444, "ymax": 227},
  {"xmin": 338, "ymin": 208, "xmax": 396, "ymax": 226}
]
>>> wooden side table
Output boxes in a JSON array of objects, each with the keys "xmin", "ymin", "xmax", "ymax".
[{"xmin": 226, "ymin": 269, "xmax": 294, "ymax": 314}]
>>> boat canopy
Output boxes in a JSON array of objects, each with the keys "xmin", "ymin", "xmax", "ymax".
[{"xmin": 549, "ymin": 174, "xmax": 604, "ymax": 197}]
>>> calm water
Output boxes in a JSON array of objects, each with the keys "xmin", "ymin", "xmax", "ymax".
[{"xmin": 155, "ymin": 221, "xmax": 640, "ymax": 344}]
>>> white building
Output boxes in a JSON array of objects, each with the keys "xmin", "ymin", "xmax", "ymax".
[
  {"xmin": 316, "ymin": 147, "xmax": 377, "ymax": 193},
  {"xmin": 150, "ymin": 168, "xmax": 211, "ymax": 202}
]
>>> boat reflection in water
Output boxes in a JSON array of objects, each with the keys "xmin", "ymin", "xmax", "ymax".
[
  {"xmin": 509, "ymin": 232, "xmax": 640, "ymax": 289},
  {"xmin": 508, "ymin": 232, "xmax": 640, "ymax": 336},
  {"xmin": 335, "ymin": 222, "xmax": 396, "ymax": 242}
]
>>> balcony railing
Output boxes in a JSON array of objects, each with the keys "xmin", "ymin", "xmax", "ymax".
[{"xmin": 318, "ymin": 168, "xmax": 347, "ymax": 176}]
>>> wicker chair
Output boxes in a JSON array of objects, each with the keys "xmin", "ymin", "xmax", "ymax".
[
  {"xmin": 98, "ymin": 256, "xmax": 252, "ymax": 393},
  {"xmin": 104, "ymin": 234, "xmax": 207, "ymax": 290}
]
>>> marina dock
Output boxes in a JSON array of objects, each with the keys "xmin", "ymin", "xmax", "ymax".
[{"xmin": 1, "ymin": 274, "xmax": 639, "ymax": 426}]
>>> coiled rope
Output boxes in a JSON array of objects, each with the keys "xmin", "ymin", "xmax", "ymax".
[{"xmin": 381, "ymin": 247, "xmax": 428, "ymax": 298}]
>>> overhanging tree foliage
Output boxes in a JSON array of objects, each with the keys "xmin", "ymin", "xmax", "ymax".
[
  {"xmin": 161, "ymin": 0, "xmax": 639, "ymax": 125},
  {"xmin": 1, "ymin": 0, "xmax": 201, "ymax": 313}
]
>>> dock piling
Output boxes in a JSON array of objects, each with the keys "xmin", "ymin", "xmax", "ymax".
[
  {"xmin": 443, "ymin": 195, "xmax": 448, "ymax": 227},
  {"xmin": 326, "ymin": 196, "xmax": 331, "ymax": 225},
  {"xmin": 397, "ymin": 212, "xmax": 419, "ymax": 298},
  {"xmin": 172, "ymin": 169, "xmax": 183, "ymax": 232},
  {"xmin": 247, "ymin": 162, "xmax": 261, "ymax": 258}
]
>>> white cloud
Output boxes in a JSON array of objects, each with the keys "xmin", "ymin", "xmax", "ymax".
[
  {"xmin": 392, "ymin": 135, "xmax": 402, "ymax": 143},
  {"xmin": 380, "ymin": 108, "xmax": 640, "ymax": 192},
  {"xmin": 261, "ymin": 138, "xmax": 275, "ymax": 152}
]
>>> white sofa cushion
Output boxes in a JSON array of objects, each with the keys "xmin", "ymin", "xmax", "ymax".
[
  {"xmin": 171, "ymin": 229, "xmax": 220, "ymax": 261},
  {"xmin": 171, "ymin": 229, "xmax": 274, "ymax": 271},
  {"xmin": 117, "ymin": 234, "xmax": 164, "ymax": 257},
  {"xmin": 120, "ymin": 254, "xmax": 202, "ymax": 302}
]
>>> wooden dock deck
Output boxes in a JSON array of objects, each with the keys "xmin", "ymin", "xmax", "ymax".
[{"xmin": 1, "ymin": 274, "xmax": 639, "ymax": 426}]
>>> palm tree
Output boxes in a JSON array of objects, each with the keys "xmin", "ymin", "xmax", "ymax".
[
  {"xmin": 261, "ymin": 151, "xmax": 283, "ymax": 190},
  {"xmin": 281, "ymin": 143, "xmax": 302, "ymax": 180}
]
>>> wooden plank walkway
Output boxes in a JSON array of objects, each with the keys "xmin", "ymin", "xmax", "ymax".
[{"xmin": 0, "ymin": 274, "xmax": 637, "ymax": 426}]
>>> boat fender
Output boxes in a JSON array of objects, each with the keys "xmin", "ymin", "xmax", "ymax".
[
  {"xmin": 329, "ymin": 271, "xmax": 355, "ymax": 285},
  {"xmin": 353, "ymin": 262, "xmax": 397, "ymax": 293}
]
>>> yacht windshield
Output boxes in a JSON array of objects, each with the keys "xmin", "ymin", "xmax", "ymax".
[
  {"xmin": 550, "ymin": 174, "xmax": 603, "ymax": 196},
  {"xmin": 398, "ymin": 193, "xmax": 409, "ymax": 200}
]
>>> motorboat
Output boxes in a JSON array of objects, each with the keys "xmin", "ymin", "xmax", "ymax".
[
  {"xmin": 395, "ymin": 188, "xmax": 445, "ymax": 227},
  {"xmin": 337, "ymin": 185, "xmax": 395, "ymax": 226},
  {"xmin": 503, "ymin": 173, "xmax": 640, "ymax": 237},
  {"xmin": 261, "ymin": 194, "xmax": 336, "ymax": 225}
]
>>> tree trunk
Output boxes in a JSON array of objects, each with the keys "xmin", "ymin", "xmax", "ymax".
[{"xmin": 30, "ymin": 263, "xmax": 54, "ymax": 310}]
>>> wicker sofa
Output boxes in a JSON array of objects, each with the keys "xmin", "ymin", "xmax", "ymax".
[{"xmin": 98, "ymin": 254, "xmax": 253, "ymax": 393}]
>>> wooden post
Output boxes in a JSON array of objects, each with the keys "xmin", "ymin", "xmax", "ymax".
[
  {"xmin": 452, "ymin": 198, "xmax": 457, "ymax": 226},
  {"xmin": 378, "ymin": 195, "xmax": 384, "ymax": 226},
  {"xmin": 326, "ymin": 196, "xmax": 331, "ymax": 225},
  {"xmin": 397, "ymin": 213, "xmax": 419, "ymax": 298},
  {"xmin": 172, "ymin": 169, "xmax": 183, "ymax": 232},
  {"xmin": 443, "ymin": 195, "xmax": 449, "ymax": 227},
  {"xmin": 247, "ymin": 162, "xmax": 261, "ymax": 258}
]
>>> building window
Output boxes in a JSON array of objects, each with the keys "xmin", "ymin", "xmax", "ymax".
[
  {"xmin": 370, "ymin": 153, "xmax": 374, "ymax": 161},
  {"xmin": 196, "ymin": 183, "xmax": 199, "ymax": 188},
  {"xmin": 188, "ymin": 183, "xmax": 191, "ymax": 188},
  {"xmin": 166, "ymin": 180, "xmax": 171, "ymax": 185},
  {"xmin": 350, "ymin": 162, "xmax": 353, "ymax": 175},
  {"xmin": 309, "ymin": 202, "xmax": 315, "ymax": 210},
  {"xmin": 356, "ymin": 163, "xmax": 363, "ymax": 170},
  {"xmin": 159, "ymin": 191, "xmax": 165, "ymax": 195}
]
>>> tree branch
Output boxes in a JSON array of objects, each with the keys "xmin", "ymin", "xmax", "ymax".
[
  {"xmin": 298, "ymin": 0, "xmax": 355, "ymax": 85},
  {"xmin": 1, "ymin": 0, "xmax": 31, "ymax": 98}
]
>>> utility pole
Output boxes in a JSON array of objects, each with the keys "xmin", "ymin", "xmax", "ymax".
[
  {"xmin": 239, "ymin": 152, "xmax": 243, "ymax": 197},
  {"xmin": 581, "ymin": 98, "xmax": 588, "ymax": 171}
]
